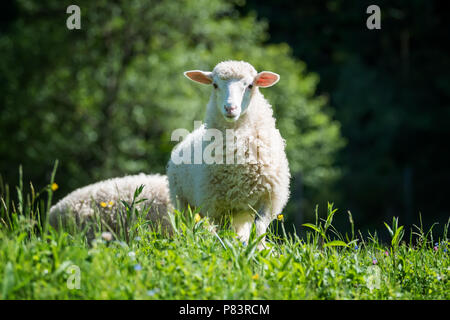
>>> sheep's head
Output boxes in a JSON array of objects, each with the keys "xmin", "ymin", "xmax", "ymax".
[{"xmin": 184, "ymin": 60, "xmax": 279, "ymax": 122}]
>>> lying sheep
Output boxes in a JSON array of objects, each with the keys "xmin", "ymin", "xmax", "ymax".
[
  {"xmin": 167, "ymin": 60, "xmax": 290, "ymax": 246},
  {"xmin": 49, "ymin": 173, "xmax": 173, "ymax": 236}
]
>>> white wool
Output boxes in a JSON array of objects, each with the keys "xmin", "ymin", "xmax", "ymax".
[
  {"xmin": 211, "ymin": 60, "xmax": 257, "ymax": 80},
  {"xmin": 49, "ymin": 173, "xmax": 173, "ymax": 235},
  {"xmin": 167, "ymin": 60, "xmax": 290, "ymax": 245}
]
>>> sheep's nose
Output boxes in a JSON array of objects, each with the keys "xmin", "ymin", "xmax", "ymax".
[{"xmin": 224, "ymin": 105, "xmax": 237, "ymax": 113}]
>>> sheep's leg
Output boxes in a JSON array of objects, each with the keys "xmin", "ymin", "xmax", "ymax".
[
  {"xmin": 254, "ymin": 204, "xmax": 272, "ymax": 250},
  {"xmin": 231, "ymin": 212, "xmax": 254, "ymax": 244}
]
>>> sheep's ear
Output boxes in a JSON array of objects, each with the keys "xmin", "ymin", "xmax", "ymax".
[
  {"xmin": 254, "ymin": 71, "xmax": 280, "ymax": 88},
  {"xmin": 184, "ymin": 70, "xmax": 213, "ymax": 85}
]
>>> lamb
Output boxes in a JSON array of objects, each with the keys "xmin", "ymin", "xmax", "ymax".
[
  {"xmin": 167, "ymin": 60, "xmax": 290, "ymax": 246},
  {"xmin": 49, "ymin": 173, "xmax": 173, "ymax": 236}
]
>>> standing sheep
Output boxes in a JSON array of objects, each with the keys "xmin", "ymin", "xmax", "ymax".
[
  {"xmin": 49, "ymin": 173, "xmax": 173, "ymax": 236},
  {"xmin": 167, "ymin": 60, "xmax": 290, "ymax": 246}
]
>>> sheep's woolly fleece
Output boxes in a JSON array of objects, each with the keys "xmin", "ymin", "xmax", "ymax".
[
  {"xmin": 211, "ymin": 60, "xmax": 258, "ymax": 80},
  {"xmin": 167, "ymin": 60, "xmax": 290, "ymax": 241},
  {"xmin": 49, "ymin": 173, "xmax": 173, "ymax": 234}
]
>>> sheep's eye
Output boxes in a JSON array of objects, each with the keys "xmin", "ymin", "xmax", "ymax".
[
  {"xmin": 213, "ymin": 83, "xmax": 218, "ymax": 89},
  {"xmin": 248, "ymin": 84, "xmax": 254, "ymax": 89}
]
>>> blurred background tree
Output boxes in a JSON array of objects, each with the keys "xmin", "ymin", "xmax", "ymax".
[{"xmin": 0, "ymin": 0, "xmax": 344, "ymax": 231}]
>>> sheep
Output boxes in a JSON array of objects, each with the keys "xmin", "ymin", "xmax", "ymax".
[
  {"xmin": 167, "ymin": 60, "xmax": 290, "ymax": 247},
  {"xmin": 49, "ymin": 173, "xmax": 173, "ymax": 237}
]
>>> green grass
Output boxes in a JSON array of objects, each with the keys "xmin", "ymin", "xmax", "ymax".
[{"xmin": 0, "ymin": 167, "xmax": 449, "ymax": 299}]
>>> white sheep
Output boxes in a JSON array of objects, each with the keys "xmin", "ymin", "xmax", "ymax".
[
  {"xmin": 167, "ymin": 60, "xmax": 290, "ymax": 246},
  {"xmin": 49, "ymin": 173, "xmax": 173, "ymax": 236}
]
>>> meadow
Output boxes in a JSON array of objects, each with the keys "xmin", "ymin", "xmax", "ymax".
[{"xmin": 0, "ymin": 166, "xmax": 448, "ymax": 300}]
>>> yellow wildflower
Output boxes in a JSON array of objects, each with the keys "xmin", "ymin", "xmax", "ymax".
[
  {"xmin": 194, "ymin": 213, "xmax": 201, "ymax": 223},
  {"xmin": 277, "ymin": 214, "xmax": 284, "ymax": 221},
  {"xmin": 252, "ymin": 274, "xmax": 259, "ymax": 280},
  {"xmin": 100, "ymin": 202, "xmax": 107, "ymax": 208},
  {"xmin": 51, "ymin": 183, "xmax": 59, "ymax": 191},
  {"xmin": 108, "ymin": 200, "xmax": 115, "ymax": 206}
]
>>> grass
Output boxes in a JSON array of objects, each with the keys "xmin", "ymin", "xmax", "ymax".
[{"xmin": 0, "ymin": 166, "xmax": 448, "ymax": 299}]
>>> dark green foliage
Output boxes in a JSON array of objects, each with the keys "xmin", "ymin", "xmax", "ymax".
[{"xmin": 241, "ymin": 0, "xmax": 450, "ymax": 231}]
